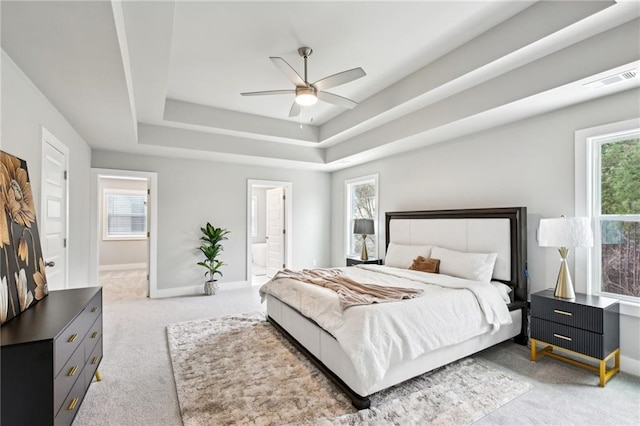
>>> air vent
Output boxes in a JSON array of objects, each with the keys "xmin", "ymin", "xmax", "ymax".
[{"xmin": 583, "ymin": 68, "xmax": 638, "ymax": 90}]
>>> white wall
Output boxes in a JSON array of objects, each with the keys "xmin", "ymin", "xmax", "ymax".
[
  {"xmin": 1, "ymin": 50, "xmax": 92, "ymax": 287},
  {"xmin": 91, "ymin": 151, "xmax": 331, "ymax": 290},
  {"xmin": 98, "ymin": 177, "xmax": 148, "ymax": 267},
  {"xmin": 330, "ymin": 88, "xmax": 640, "ymax": 374}
]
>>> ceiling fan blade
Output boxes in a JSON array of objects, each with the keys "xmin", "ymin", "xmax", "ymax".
[
  {"xmin": 288, "ymin": 102, "xmax": 302, "ymax": 117},
  {"xmin": 312, "ymin": 67, "xmax": 366, "ymax": 91},
  {"xmin": 317, "ymin": 91, "xmax": 358, "ymax": 109},
  {"xmin": 241, "ymin": 90, "xmax": 295, "ymax": 96},
  {"xmin": 270, "ymin": 57, "xmax": 306, "ymax": 87}
]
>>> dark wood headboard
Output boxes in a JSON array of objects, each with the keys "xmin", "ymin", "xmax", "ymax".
[{"xmin": 385, "ymin": 207, "xmax": 528, "ymax": 307}]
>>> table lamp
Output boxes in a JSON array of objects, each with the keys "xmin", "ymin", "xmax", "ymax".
[
  {"xmin": 538, "ymin": 216, "xmax": 593, "ymax": 299},
  {"xmin": 353, "ymin": 219, "xmax": 374, "ymax": 261}
]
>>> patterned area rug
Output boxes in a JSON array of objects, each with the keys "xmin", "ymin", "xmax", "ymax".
[{"xmin": 166, "ymin": 313, "xmax": 531, "ymax": 425}]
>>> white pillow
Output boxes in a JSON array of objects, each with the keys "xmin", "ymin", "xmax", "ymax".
[
  {"xmin": 431, "ymin": 246, "xmax": 498, "ymax": 283},
  {"xmin": 384, "ymin": 243, "xmax": 432, "ymax": 269},
  {"xmin": 491, "ymin": 281, "xmax": 513, "ymax": 304}
]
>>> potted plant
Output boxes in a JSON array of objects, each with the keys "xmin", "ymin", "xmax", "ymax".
[{"xmin": 197, "ymin": 223, "xmax": 230, "ymax": 295}]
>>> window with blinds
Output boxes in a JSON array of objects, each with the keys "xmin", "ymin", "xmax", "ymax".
[{"xmin": 103, "ymin": 190, "xmax": 148, "ymax": 240}]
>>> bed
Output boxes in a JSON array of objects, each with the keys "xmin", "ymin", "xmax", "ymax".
[{"xmin": 260, "ymin": 207, "xmax": 528, "ymax": 409}]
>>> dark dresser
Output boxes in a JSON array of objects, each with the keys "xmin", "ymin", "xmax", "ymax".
[
  {"xmin": 530, "ymin": 289, "xmax": 619, "ymax": 387},
  {"xmin": 1, "ymin": 287, "xmax": 103, "ymax": 425}
]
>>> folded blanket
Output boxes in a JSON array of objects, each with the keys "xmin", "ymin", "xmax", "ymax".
[{"xmin": 271, "ymin": 268, "xmax": 424, "ymax": 309}]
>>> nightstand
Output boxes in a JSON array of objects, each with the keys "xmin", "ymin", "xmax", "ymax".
[
  {"xmin": 530, "ymin": 289, "xmax": 620, "ymax": 387},
  {"xmin": 346, "ymin": 257, "xmax": 383, "ymax": 266}
]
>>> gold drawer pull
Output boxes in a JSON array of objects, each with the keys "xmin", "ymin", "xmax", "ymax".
[
  {"xmin": 68, "ymin": 334, "xmax": 78, "ymax": 343},
  {"xmin": 92, "ymin": 356, "xmax": 100, "ymax": 364},
  {"xmin": 91, "ymin": 307, "xmax": 98, "ymax": 313},
  {"xmin": 68, "ymin": 397, "xmax": 78, "ymax": 411},
  {"xmin": 554, "ymin": 333, "xmax": 572, "ymax": 342},
  {"xmin": 91, "ymin": 331, "xmax": 99, "ymax": 339},
  {"xmin": 67, "ymin": 365, "xmax": 78, "ymax": 376},
  {"xmin": 553, "ymin": 309, "xmax": 573, "ymax": 316}
]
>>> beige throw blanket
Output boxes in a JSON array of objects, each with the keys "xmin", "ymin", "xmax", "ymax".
[{"xmin": 272, "ymin": 268, "xmax": 424, "ymax": 310}]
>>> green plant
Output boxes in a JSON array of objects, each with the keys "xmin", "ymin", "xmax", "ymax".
[{"xmin": 197, "ymin": 223, "xmax": 230, "ymax": 280}]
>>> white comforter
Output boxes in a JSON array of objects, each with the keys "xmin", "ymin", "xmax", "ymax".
[{"xmin": 259, "ymin": 264, "xmax": 512, "ymax": 391}]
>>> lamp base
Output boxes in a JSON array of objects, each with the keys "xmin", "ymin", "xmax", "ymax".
[
  {"xmin": 360, "ymin": 234, "xmax": 369, "ymax": 261},
  {"xmin": 554, "ymin": 248, "xmax": 575, "ymax": 299}
]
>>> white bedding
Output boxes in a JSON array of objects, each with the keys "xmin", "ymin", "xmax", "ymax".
[{"xmin": 259, "ymin": 264, "xmax": 512, "ymax": 392}]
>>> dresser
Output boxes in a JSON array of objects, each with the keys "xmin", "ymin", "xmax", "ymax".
[
  {"xmin": 1, "ymin": 287, "xmax": 103, "ymax": 425},
  {"xmin": 530, "ymin": 289, "xmax": 619, "ymax": 387},
  {"xmin": 346, "ymin": 257, "xmax": 383, "ymax": 266}
]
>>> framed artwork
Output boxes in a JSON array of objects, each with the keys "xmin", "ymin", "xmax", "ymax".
[{"xmin": 1, "ymin": 151, "xmax": 48, "ymax": 325}]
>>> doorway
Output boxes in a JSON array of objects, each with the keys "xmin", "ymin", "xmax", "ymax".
[
  {"xmin": 247, "ymin": 180, "xmax": 292, "ymax": 286},
  {"xmin": 90, "ymin": 169, "xmax": 158, "ymax": 300}
]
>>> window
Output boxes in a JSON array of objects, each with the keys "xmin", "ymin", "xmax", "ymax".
[
  {"xmin": 103, "ymin": 190, "xmax": 147, "ymax": 240},
  {"xmin": 345, "ymin": 175, "xmax": 378, "ymax": 258},
  {"xmin": 576, "ymin": 120, "xmax": 639, "ymax": 303}
]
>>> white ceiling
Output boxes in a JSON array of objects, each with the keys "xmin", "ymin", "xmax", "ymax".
[{"xmin": 2, "ymin": 1, "xmax": 639, "ymax": 171}]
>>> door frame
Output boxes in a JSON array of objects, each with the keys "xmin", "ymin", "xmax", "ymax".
[
  {"xmin": 246, "ymin": 180, "xmax": 292, "ymax": 284},
  {"xmin": 90, "ymin": 168, "xmax": 158, "ymax": 297},
  {"xmin": 40, "ymin": 127, "xmax": 69, "ymax": 289}
]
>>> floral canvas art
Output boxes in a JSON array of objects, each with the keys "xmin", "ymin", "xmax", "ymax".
[{"xmin": 0, "ymin": 151, "xmax": 48, "ymax": 325}]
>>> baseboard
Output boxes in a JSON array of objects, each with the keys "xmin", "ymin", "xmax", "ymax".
[
  {"xmin": 620, "ymin": 354, "xmax": 640, "ymax": 377},
  {"xmin": 150, "ymin": 281, "xmax": 250, "ymax": 299},
  {"xmin": 99, "ymin": 263, "xmax": 147, "ymax": 272}
]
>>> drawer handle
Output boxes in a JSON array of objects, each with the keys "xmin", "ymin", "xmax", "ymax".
[
  {"xmin": 68, "ymin": 397, "xmax": 79, "ymax": 411},
  {"xmin": 553, "ymin": 309, "xmax": 573, "ymax": 316},
  {"xmin": 91, "ymin": 307, "xmax": 98, "ymax": 313},
  {"xmin": 67, "ymin": 366, "xmax": 78, "ymax": 377},
  {"xmin": 92, "ymin": 356, "xmax": 100, "ymax": 364},
  {"xmin": 68, "ymin": 334, "xmax": 78, "ymax": 343},
  {"xmin": 554, "ymin": 333, "xmax": 572, "ymax": 342},
  {"xmin": 91, "ymin": 331, "xmax": 99, "ymax": 339}
]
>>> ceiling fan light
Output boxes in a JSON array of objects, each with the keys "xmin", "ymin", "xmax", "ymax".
[{"xmin": 295, "ymin": 87, "xmax": 318, "ymax": 106}]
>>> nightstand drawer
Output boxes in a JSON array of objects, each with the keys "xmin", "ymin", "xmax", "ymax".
[
  {"xmin": 531, "ymin": 318, "xmax": 606, "ymax": 359},
  {"xmin": 531, "ymin": 294, "xmax": 602, "ymax": 332}
]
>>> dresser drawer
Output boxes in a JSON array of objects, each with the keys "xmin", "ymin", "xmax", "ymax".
[
  {"xmin": 85, "ymin": 338, "xmax": 103, "ymax": 386},
  {"xmin": 531, "ymin": 294, "xmax": 603, "ymax": 333},
  {"xmin": 54, "ymin": 319, "xmax": 90, "ymax": 377},
  {"xmin": 54, "ymin": 345, "xmax": 85, "ymax": 416},
  {"xmin": 84, "ymin": 314, "xmax": 103, "ymax": 361},
  {"xmin": 531, "ymin": 317, "xmax": 607, "ymax": 359},
  {"xmin": 54, "ymin": 368, "xmax": 86, "ymax": 426},
  {"xmin": 79, "ymin": 292, "xmax": 102, "ymax": 328}
]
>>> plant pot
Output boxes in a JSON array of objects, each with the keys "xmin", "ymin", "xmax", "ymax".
[{"xmin": 204, "ymin": 280, "xmax": 219, "ymax": 296}]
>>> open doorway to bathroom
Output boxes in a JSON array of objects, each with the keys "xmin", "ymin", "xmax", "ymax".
[{"xmin": 247, "ymin": 180, "xmax": 292, "ymax": 286}]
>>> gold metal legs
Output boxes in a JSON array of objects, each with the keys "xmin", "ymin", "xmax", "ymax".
[
  {"xmin": 95, "ymin": 369, "xmax": 102, "ymax": 382},
  {"xmin": 531, "ymin": 338, "xmax": 620, "ymax": 387}
]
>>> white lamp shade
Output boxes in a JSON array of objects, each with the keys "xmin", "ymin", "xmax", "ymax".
[{"xmin": 538, "ymin": 217, "xmax": 593, "ymax": 248}]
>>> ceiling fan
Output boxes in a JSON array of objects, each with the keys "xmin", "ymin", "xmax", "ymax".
[{"xmin": 241, "ymin": 47, "xmax": 366, "ymax": 117}]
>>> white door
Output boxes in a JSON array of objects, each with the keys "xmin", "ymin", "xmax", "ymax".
[
  {"xmin": 265, "ymin": 187, "xmax": 285, "ymax": 276},
  {"xmin": 41, "ymin": 138, "xmax": 68, "ymax": 290}
]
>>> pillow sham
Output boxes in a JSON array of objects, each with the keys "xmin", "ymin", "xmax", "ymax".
[
  {"xmin": 409, "ymin": 256, "xmax": 440, "ymax": 273},
  {"xmin": 431, "ymin": 246, "xmax": 498, "ymax": 283},
  {"xmin": 491, "ymin": 281, "xmax": 513, "ymax": 304},
  {"xmin": 384, "ymin": 243, "xmax": 432, "ymax": 269}
]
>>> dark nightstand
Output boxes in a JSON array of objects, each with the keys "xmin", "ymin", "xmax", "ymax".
[
  {"xmin": 346, "ymin": 257, "xmax": 383, "ymax": 266},
  {"xmin": 530, "ymin": 289, "xmax": 620, "ymax": 387}
]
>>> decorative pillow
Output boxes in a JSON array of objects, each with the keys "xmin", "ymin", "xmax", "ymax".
[
  {"xmin": 491, "ymin": 281, "xmax": 513, "ymax": 304},
  {"xmin": 431, "ymin": 246, "xmax": 498, "ymax": 283},
  {"xmin": 384, "ymin": 243, "xmax": 432, "ymax": 269},
  {"xmin": 409, "ymin": 256, "xmax": 440, "ymax": 273}
]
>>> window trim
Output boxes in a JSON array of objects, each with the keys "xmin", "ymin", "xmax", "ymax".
[
  {"xmin": 344, "ymin": 174, "xmax": 379, "ymax": 259},
  {"xmin": 102, "ymin": 188, "xmax": 148, "ymax": 241},
  {"xmin": 575, "ymin": 118, "xmax": 640, "ymax": 311}
]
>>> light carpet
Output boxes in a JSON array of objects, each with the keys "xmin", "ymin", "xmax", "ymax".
[{"xmin": 166, "ymin": 313, "xmax": 531, "ymax": 425}]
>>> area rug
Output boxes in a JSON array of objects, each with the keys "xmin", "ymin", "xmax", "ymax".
[{"xmin": 166, "ymin": 313, "xmax": 531, "ymax": 425}]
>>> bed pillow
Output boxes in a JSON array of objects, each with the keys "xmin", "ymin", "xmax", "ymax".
[
  {"xmin": 409, "ymin": 256, "xmax": 440, "ymax": 273},
  {"xmin": 491, "ymin": 281, "xmax": 513, "ymax": 304},
  {"xmin": 431, "ymin": 246, "xmax": 498, "ymax": 283},
  {"xmin": 384, "ymin": 243, "xmax": 432, "ymax": 269}
]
